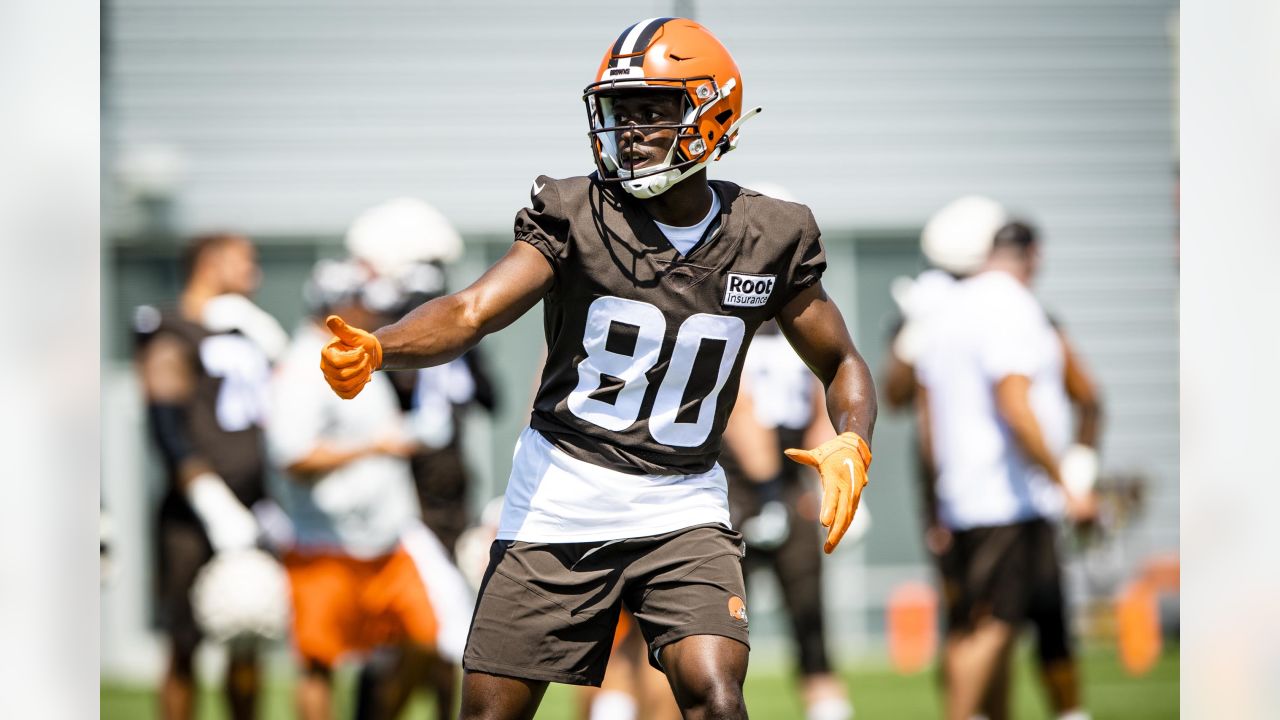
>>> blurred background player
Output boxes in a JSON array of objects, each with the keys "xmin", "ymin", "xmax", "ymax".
[
  {"xmin": 884, "ymin": 196, "xmax": 1008, "ymax": 560},
  {"xmin": 720, "ymin": 318, "xmax": 858, "ymax": 720},
  {"xmin": 885, "ymin": 201, "xmax": 1104, "ymax": 720},
  {"xmin": 914, "ymin": 211, "xmax": 1100, "ymax": 720},
  {"xmin": 886, "ymin": 202, "xmax": 1104, "ymax": 720},
  {"xmin": 266, "ymin": 258, "xmax": 472, "ymax": 720},
  {"xmin": 134, "ymin": 231, "xmax": 284, "ymax": 720},
  {"xmin": 344, "ymin": 198, "xmax": 498, "ymax": 558},
  {"xmin": 975, "ymin": 222, "xmax": 1103, "ymax": 720}
]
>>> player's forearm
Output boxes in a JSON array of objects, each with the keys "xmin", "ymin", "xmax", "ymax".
[
  {"xmin": 175, "ymin": 457, "xmax": 216, "ymax": 491},
  {"xmin": 147, "ymin": 402, "xmax": 215, "ymax": 490},
  {"xmin": 1008, "ymin": 414, "xmax": 1062, "ymax": 485},
  {"xmin": 374, "ymin": 293, "xmax": 485, "ymax": 370},
  {"xmin": 995, "ymin": 377, "xmax": 1062, "ymax": 484},
  {"xmin": 373, "ymin": 248, "xmax": 550, "ymax": 370},
  {"xmin": 823, "ymin": 353, "xmax": 878, "ymax": 443},
  {"xmin": 914, "ymin": 387, "xmax": 940, "ymax": 526},
  {"xmin": 1061, "ymin": 332, "xmax": 1103, "ymax": 448},
  {"xmin": 1074, "ymin": 399, "xmax": 1102, "ymax": 448},
  {"xmin": 882, "ymin": 353, "xmax": 917, "ymax": 410},
  {"xmin": 285, "ymin": 443, "xmax": 379, "ymax": 480}
]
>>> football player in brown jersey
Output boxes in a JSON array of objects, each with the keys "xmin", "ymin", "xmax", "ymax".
[
  {"xmin": 320, "ymin": 18, "xmax": 878, "ymax": 720},
  {"xmin": 136, "ymin": 232, "xmax": 275, "ymax": 720}
]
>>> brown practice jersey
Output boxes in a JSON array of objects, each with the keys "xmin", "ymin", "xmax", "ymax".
[
  {"xmin": 137, "ymin": 311, "xmax": 271, "ymax": 512},
  {"xmin": 516, "ymin": 174, "xmax": 826, "ymax": 476}
]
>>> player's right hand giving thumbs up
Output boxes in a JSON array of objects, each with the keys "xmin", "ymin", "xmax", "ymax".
[{"xmin": 320, "ymin": 315, "xmax": 383, "ymax": 399}]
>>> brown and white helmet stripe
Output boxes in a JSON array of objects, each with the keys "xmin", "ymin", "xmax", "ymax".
[{"xmin": 606, "ymin": 17, "xmax": 674, "ymax": 70}]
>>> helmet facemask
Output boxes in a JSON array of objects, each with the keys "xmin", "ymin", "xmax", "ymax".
[
  {"xmin": 585, "ymin": 18, "xmax": 763, "ymax": 199},
  {"xmin": 584, "ymin": 80, "xmax": 721, "ymax": 199}
]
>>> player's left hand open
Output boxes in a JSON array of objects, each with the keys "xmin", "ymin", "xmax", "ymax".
[
  {"xmin": 785, "ymin": 432, "xmax": 872, "ymax": 554},
  {"xmin": 320, "ymin": 315, "xmax": 383, "ymax": 399}
]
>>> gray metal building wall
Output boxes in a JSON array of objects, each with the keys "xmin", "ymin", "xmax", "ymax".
[{"xmin": 103, "ymin": 0, "xmax": 1178, "ymax": 670}]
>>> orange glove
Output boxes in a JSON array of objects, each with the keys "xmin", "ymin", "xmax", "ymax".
[
  {"xmin": 784, "ymin": 432, "xmax": 872, "ymax": 554},
  {"xmin": 319, "ymin": 315, "xmax": 383, "ymax": 399}
]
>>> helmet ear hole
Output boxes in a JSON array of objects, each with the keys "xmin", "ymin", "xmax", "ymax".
[{"xmin": 715, "ymin": 109, "xmax": 734, "ymax": 125}]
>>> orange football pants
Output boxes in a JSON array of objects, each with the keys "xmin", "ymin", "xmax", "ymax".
[{"xmin": 284, "ymin": 544, "xmax": 438, "ymax": 668}]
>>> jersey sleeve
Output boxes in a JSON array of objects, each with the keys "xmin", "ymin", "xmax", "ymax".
[
  {"xmin": 978, "ymin": 288, "xmax": 1042, "ymax": 381},
  {"xmin": 513, "ymin": 175, "xmax": 571, "ymax": 281},
  {"xmin": 778, "ymin": 206, "xmax": 828, "ymax": 308}
]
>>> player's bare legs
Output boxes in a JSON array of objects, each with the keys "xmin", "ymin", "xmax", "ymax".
[
  {"xmin": 424, "ymin": 650, "xmax": 460, "ymax": 720},
  {"xmin": 580, "ymin": 625, "xmax": 681, "ymax": 720},
  {"xmin": 580, "ymin": 632, "xmax": 640, "ymax": 720},
  {"xmin": 393, "ymin": 644, "xmax": 455, "ymax": 720},
  {"xmin": 297, "ymin": 662, "xmax": 333, "ymax": 720},
  {"xmin": 459, "ymin": 672, "xmax": 549, "ymax": 720},
  {"xmin": 943, "ymin": 618, "xmax": 1014, "ymax": 720},
  {"xmin": 225, "ymin": 642, "xmax": 260, "ymax": 720},
  {"xmin": 978, "ymin": 643, "xmax": 1013, "ymax": 720},
  {"xmin": 642, "ymin": 661, "xmax": 684, "ymax": 720},
  {"xmin": 355, "ymin": 643, "xmax": 451, "ymax": 720},
  {"xmin": 160, "ymin": 647, "xmax": 195, "ymax": 720},
  {"xmin": 661, "ymin": 635, "xmax": 750, "ymax": 720},
  {"xmin": 1041, "ymin": 658, "xmax": 1084, "ymax": 716},
  {"xmin": 802, "ymin": 673, "xmax": 852, "ymax": 719}
]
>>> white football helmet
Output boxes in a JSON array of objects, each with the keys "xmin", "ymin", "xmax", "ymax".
[
  {"xmin": 345, "ymin": 198, "xmax": 463, "ymax": 276},
  {"xmin": 190, "ymin": 549, "xmax": 290, "ymax": 643},
  {"xmin": 921, "ymin": 195, "xmax": 1008, "ymax": 275}
]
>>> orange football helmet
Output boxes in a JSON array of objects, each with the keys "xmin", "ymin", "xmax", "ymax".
[{"xmin": 583, "ymin": 18, "xmax": 763, "ymax": 198}]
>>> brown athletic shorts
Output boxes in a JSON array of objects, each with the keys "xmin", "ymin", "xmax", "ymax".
[
  {"xmin": 463, "ymin": 523, "xmax": 749, "ymax": 686},
  {"xmin": 939, "ymin": 518, "xmax": 1062, "ymax": 632}
]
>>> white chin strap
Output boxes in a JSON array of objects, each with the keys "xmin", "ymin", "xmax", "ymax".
[
  {"xmin": 617, "ymin": 107, "xmax": 763, "ymax": 199},
  {"xmin": 619, "ymin": 167, "xmax": 681, "ymax": 199}
]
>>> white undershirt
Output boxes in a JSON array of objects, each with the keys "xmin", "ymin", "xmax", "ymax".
[
  {"xmin": 498, "ymin": 427, "xmax": 731, "ymax": 543},
  {"xmin": 652, "ymin": 191, "xmax": 721, "ymax": 255}
]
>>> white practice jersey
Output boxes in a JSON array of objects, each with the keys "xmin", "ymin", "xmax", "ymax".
[
  {"xmin": 741, "ymin": 331, "xmax": 814, "ymax": 431},
  {"xmin": 408, "ymin": 359, "xmax": 475, "ymax": 450},
  {"xmin": 917, "ymin": 271, "xmax": 1071, "ymax": 529},
  {"xmin": 267, "ymin": 323, "xmax": 420, "ymax": 558},
  {"xmin": 892, "ymin": 268, "xmax": 958, "ymax": 364}
]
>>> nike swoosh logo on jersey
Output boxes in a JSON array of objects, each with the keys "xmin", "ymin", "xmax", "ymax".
[{"xmin": 533, "ymin": 180, "xmax": 546, "ymax": 196}]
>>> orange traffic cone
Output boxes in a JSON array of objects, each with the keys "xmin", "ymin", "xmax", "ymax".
[
  {"xmin": 1115, "ymin": 579, "xmax": 1161, "ymax": 676},
  {"xmin": 887, "ymin": 582, "xmax": 939, "ymax": 674}
]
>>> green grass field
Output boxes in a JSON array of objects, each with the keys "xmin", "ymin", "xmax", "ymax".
[{"xmin": 102, "ymin": 642, "xmax": 1177, "ymax": 719}]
